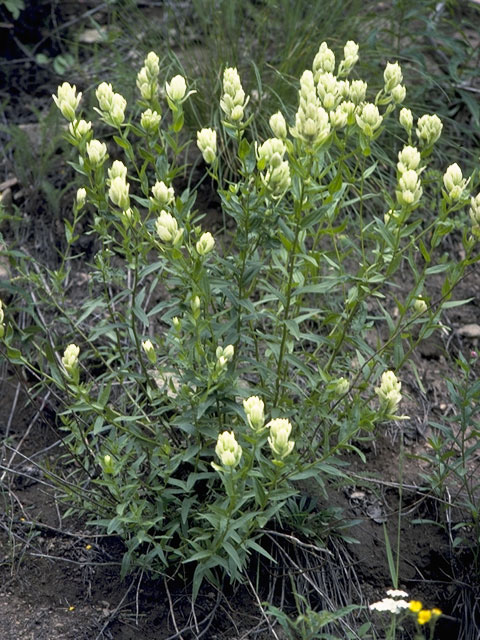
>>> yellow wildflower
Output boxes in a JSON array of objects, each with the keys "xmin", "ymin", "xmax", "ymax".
[{"xmin": 418, "ymin": 609, "xmax": 432, "ymax": 625}]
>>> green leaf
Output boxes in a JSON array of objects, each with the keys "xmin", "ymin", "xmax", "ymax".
[
  {"xmin": 328, "ymin": 171, "xmax": 343, "ymax": 195},
  {"xmin": 132, "ymin": 302, "xmax": 149, "ymax": 326},
  {"xmin": 238, "ymin": 137, "xmax": 250, "ymax": 161},
  {"xmin": 244, "ymin": 538, "xmax": 276, "ymax": 563},
  {"xmin": 173, "ymin": 111, "xmax": 184, "ymax": 133},
  {"xmin": 223, "ymin": 540, "xmax": 243, "ymax": 572},
  {"xmin": 418, "ymin": 239, "xmax": 431, "ymax": 264},
  {"xmin": 442, "ymin": 298, "xmax": 473, "ymax": 309}
]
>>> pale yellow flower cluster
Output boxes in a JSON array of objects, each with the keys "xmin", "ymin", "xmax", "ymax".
[
  {"xmin": 141, "ymin": 108, "xmax": 161, "ymax": 134},
  {"xmin": 395, "ymin": 145, "xmax": 423, "ymax": 208},
  {"xmin": 290, "ymin": 69, "xmax": 331, "ymax": 147},
  {"xmin": 108, "ymin": 160, "xmax": 130, "ymax": 212},
  {"xmin": 416, "ymin": 113, "xmax": 443, "ymax": 147},
  {"xmin": 375, "ymin": 370, "xmax": 404, "ymax": 418},
  {"xmin": 443, "ymin": 163, "xmax": 469, "ymax": 202},
  {"xmin": 68, "ymin": 118, "xmax": 91, "ymax": 141},
  {"xmin": 62, "ymin": 343, "xmax": 80, "ymax": 376},
  {"xmin": 96, "ymin": 82, "xmax": 127, "ymax": 127},
  {"xmin": 243, "ymin": 396, "xmax": 264, "ymax": 432},
  {"xmin": 155, "ymin": 210, "xmax": 183, "ymax": 246},
  {"xmin": 86, "ymin": 139, "xmax": 107, "ymax": 167},
  {"xmin": 215, "ymin": 344, "xmax": 234, "ymax": 372},
  {"xmin": 215, "ymin": 431, "xmax": 242, "ymax": 468},
  {"xmin": 470, "ymin": 193, "xmax": 480, "ymax": 236},
  {"xmin": 383, "ymin": 61, "xmax": 406, "ymax": 103},
  {"xmin": 220, "ymin": 67, "xmax": 249, "ymax": 123},
  {"xmin": 256, "ymin": 137, "xmax": 291, "ymax": 197},
  {"xmin": 292, "ymin": 40, "xmax": 385, "ymax": 146},
  {"xmin": 197, "ymin": 128, "xmax": 217, "ymax": 164},
  {"xmin": 137, "ymin": 52, "xmax": 160, "ymax": 101},
  {"xmin": 165, "ymin": 75, "xmax": 187, "ymax": 102},
  {"xmin": 214, "ymin": 396, "xmax": 295, "ymax": 469},
  {"xmin": 196, "ymin": 231, "xmax": 215, "ymax": 256},
  {"xmin": 267, "ymin": 418, "xmax": 295, "ymax": 460},
  {"xmin": 142, "ymin": 339, "xmax": 156, "ymax": 364},
  {"xmin": 52, "ymin": 82, "xmax": 82, "ymax": 121}
]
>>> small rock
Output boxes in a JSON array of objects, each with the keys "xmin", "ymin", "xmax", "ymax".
[{"xmin": 457, "ymin": 324, "xmax": 480, "ymax": 338}]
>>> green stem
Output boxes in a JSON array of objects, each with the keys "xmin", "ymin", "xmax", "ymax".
[{"xmin": 273, "ymin": 219, "xmax": 301, "ymax": 407}]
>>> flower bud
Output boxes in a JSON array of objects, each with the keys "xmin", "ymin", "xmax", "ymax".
[
  {"xmin": 413, "ymin": 297, "xmax": 427, "ymax": 314},
  {"xmin": 399, "ymin": 108, "xmax": 413, "ymax": 133},
  {"xmin": 291, "ymin": 70, "xmax": 331, "ymax": 147},
  {"xmin": 145, "ymin": 51, "xmax": 160, "ymax": 77},
  {"xmin": 243, "ymin": 396, "xmax": 265, "ymax": 432},
  {"xmin": 220, "ymin": 67, "xmax": 248, "ymax": 123},
  {"xmin": 396, "ymin": 169, "xmax": 423, "ymax": 207},
  {"xmin": 391, "ymin": 84, "xmax": 406, "ymax": 104},
  {"xmin": 469, "ymin": 193, "xmax": 480, "ymax": 234},
  {"xmin": 333, "ymin": 377, "xmax": 349, "ymax": 396},
  {"xmin": 269, "ymin": 111, "xmax": 287, "ymax": 139},
  {"xmin": 141, "ymin": 109, "xmax": 161, "ymax": 133},
  {"xmin": 348, "ymin": 79, "xmax": 367, "ymax": 104},
  {"xmin": 215, "ymin": 345, "xmax": 234, "ymax": 372},
  {"xmin": 215, "ymin": 344, "xmax": 234, "ymax": 370},
  {"xmin": 108, "ymin": 160, "xmax": 127, "ymax": 182},
  {"xmin": 197, "ymin": 127, "xmax": 217, "ymax": 164},
  {"xmin": 62, "ymin": 343, "xmax": 80, "ymax": 375},
  {"xmin": 355, "ymin": 103, "xmax": 383, "ymax": 137},
  {"xmin": 109, "ymin": 176, "xmax": 130, "ymax": 211},
  {"xmin": 267, "ymin": 418, "xmax": 295, "ymax": 460},
  {"xmin": 384, "ymin": 61, "xmax": 403, "ymax": 92},
  {"xmin": 230, "ymin": 105, "xmax": 244, "ymax": 121},
  {"xmin": 137, "ymin": 52, "xmax": 160, "ymax": 101},
  {"xmin": 375, "ymin": 370, "xmax": 403, "ymax": 416},
  {"xmin": 172, "ymin": 316, "xmax": 181, "ymax": 331},
  {"xmin": 397, "ymin": 146, "xmax": 421, "ymax": 174},
  {"xmin": 329, "ymin": 105, "xmax": 348, "ymax": 128},
  {"xmin": 196, "ymin": 231, "xmax": 215, "ymax": 256},
  {"xmin": 261, "ymin": 161, "xmax": 291, "ymax": 197},
  {"xmin": 216, "ymin": 355, "xmax": 228, "ymax": 370},
  {"xmin": 109, "ymin": 92, "xmax": 127, "ymax": 126},
  {"xmin": 155, "ymin": 210, "xmax": 182, "ymax": 244},
  {"xmin": 76, "ymin": 188, "xmax": 86, "ymax": 209},
  {"xmin": 215, "ymin": 431, "xmax": 242, "ymax": 468},
  {"xmin": 339, "ymin": 100, "xmax": 356, "ymax": 123},
  {"xmin": 142, "ymin": 339, "xmax": 157, "ymax": 364},
  {"xmin": 316, "ymin": 72, "xmax": 340, "ymax": 110},
  {"xmin": 123, "ymin": 208, "xmax": 133, "ymax": 223},
  {"xmin": 165, "ymin": 75, "xmax": 187, "ymax": 102},
  {"xmin": 223, "ymin": 344, "xmax": 234, "ymax": 360},
  {"xmin": 52, "ymin": 82, "xmax": 82, "ymax": 121},
  {"xmin": 443, "ymin": 163, "xmax": 468, "ymax": 201},
  {"xmin": 69, "ymin": 119, "xmax": 92, "ymax": 140},
  {"xmin": 256, "ymin": 138, "xmax": 286, "ymax": 167},
  {"xmin": 313, "ymin": 42, "xmax": 335, "ymax": 78},
  {"xmin": 96, "ymin": 82, "xmax": 114, "ymax": 112},
  {"xmin": 102, "ymin": 454, "xmax": 115, "ymax": 474},
  {"xmin": 416, "ymin": 114, "xmax": 443, "ymax": 147},
  {"xmin": 86, "ymin": 139, "xmax": 107, "ymax": 167},
  {"xmin": 190, "ymin": 295, "xmax": 201, "ymax": 316},
  {"xmin": 340, "ymin": 40, "xmax": 359, "ymax": 74},
  {"xmin": 151, "ymin": 181, "xmax": 175, "ymax": 207},
  {"xmin": 137, "ymin": 68, "xmax": 154, "ymax": 100}
]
